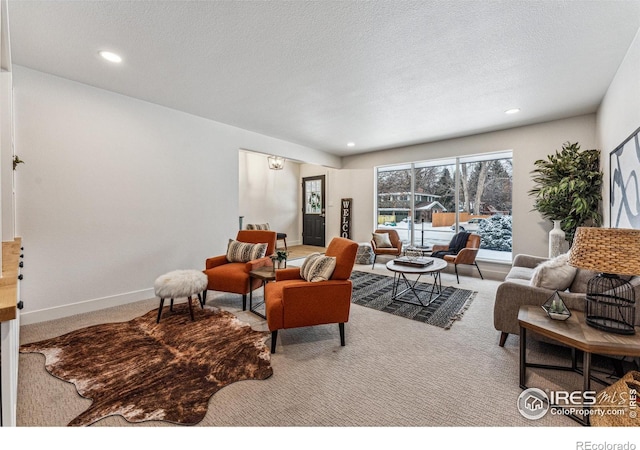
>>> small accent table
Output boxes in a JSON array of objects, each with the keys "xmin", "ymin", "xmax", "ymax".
[
  {"xmin": 249, "ymin": 267, "xmax": 277, "ymax": 318},
  {"xmin": 385, "ymin": 258, "xmax": 447, "ymax": 306},
  {"xmin": 518, "ymin": 305, "xmax": 640, "ymax": 426}
]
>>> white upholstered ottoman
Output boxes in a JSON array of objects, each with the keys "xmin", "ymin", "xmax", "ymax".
[{"xmin": 154, "ymin": 269, "xmax": 208, "ymax": 323}]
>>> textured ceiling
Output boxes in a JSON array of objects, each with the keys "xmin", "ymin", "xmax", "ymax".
[{"xmin": 6, "ymin": 0, "xmax": 640, "ymax": 157}]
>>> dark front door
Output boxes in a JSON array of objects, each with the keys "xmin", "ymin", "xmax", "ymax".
[{"xmin": 302, "ymin": 175, "xmax": 326, "ymax": 247}]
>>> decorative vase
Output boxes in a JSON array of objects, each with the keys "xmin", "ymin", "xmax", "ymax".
[{"xmin": 548, "ymin": 220, "xmax": 565, "ymax": 258}]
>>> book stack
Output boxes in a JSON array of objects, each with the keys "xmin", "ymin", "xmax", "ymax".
[{"xmin": 393, "ymin": 256, "xmax": 434, "ymax": 267}]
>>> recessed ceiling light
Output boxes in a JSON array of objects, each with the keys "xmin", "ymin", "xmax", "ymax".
[
  {"xmin": 505, "ymin": 108, "xmax": 520, "ymax": 115},
  {"xmin": 99, "ymin": 51, "xmax": 122, "ymax": 63},
  {"xmin": 347, "ymin": 142, "xmax": 355, "ymax": 147}
]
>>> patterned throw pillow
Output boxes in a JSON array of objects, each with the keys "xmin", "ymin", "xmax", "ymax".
[
  {"xmin": 226, "ymin": 240, "xmax": 268, "ymax": 263},
  {"xmin": 300, "ymin": 253, "xmax": 337, "ymax": 282},
  {"xmin": 372, "ymin": 232, "xmax": 393, "ymax": 248},
  {"xmin": 246, "ymin": 223, "xmax": 270, "ymax": 231}
]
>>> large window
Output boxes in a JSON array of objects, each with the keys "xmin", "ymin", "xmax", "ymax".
[{"xmin": 375, "ymin": 151, "xmax": 512, "ymax": 262}]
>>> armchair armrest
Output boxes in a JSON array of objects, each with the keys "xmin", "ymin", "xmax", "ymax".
[
  {"xmin": 245, "ymin": 256, "xmax": 272, "ymax": 272},
  {"xmin": 512, "ymin": 254, "xmax": 548, "ymax": 269},
  {"xmin": 431, "ymin": 244, "xmax": 449, "ymax": 252},
  {"xmin": 205, "ymin": 255, "xmax": 228, "ymax": 270},
  {"xmin": 493, "ymin": 281, "xmax": 586, "ymax": 335},
  {"xmin": 276, "ymin": 267, "xmax": 303, "ymax": 281}
]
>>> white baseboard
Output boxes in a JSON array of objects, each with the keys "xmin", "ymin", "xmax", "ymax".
[{"xmin": 20, "ymin": 288, "xmax": 155, "ymax": 325}]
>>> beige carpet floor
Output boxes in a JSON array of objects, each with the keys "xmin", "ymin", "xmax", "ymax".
[
  {"xmin": 15, "ymin": 261, "xmax": 632, "ymax": 443},
  {"xmin": 284, "ymin": 244, "xmax": 327, "ymax": 260}
]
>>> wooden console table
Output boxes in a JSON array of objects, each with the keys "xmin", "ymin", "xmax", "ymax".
[
  {"xmin": 518, "ymin": 305, "xmax": 640, "ymax": 426},
  {"xmin": 1, "ymin": 238, "xmax": 23, "ymax": 427},
  {"xmin": 0, "ymin": 238, "xmax": 21, "ymax": 321}
]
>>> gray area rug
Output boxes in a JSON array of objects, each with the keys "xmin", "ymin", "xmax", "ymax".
[{"xmin": 350, "ymin": 270, "xmax": 476, "ymax": 329}]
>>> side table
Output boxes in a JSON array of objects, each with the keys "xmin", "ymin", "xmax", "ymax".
[
  {"xmin": 248, "ymin": 267, "xmax": 276, "ymax": 318},
  {"xmin": 518, "ymin": 305, "xmax": 640, "ymax": 426}
]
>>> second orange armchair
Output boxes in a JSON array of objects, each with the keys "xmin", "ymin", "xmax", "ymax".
[{"xmin": 264, "ymin": 237, "xmax": 358, "ymax": 353}]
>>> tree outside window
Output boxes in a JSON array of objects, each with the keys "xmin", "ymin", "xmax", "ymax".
[{"xmin": 376, "ymin": 152, "xmax": 512, "ymax": 261}]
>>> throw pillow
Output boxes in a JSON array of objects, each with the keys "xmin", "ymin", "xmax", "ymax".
[
  {"xmin": 530, "ymin": 253, "xmax": 577, "ymax": 291},
  {"xmin": 300, "ymin": 252, "xmax": 337, "ymax": 282},
  {"xmin": 226, "ymin": 239, "xmax": 268, "ymax": 263},
  {"xmin": 372, "ymin": 232, "xmax": 393, "ymax": 248}
]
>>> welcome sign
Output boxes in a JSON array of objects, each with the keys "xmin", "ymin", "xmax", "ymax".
[{"xmin": 341, "ymin": 198, "xmax": 352, "ymax": 239}]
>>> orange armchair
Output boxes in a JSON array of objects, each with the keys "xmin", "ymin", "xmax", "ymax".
[
  {"xmin": 203, "ymin": 230, "xmax": 277, "ymax": 310},
  {"xmin": 371, "ymin": 229, "xmax": 403, "ymax": 269},
  {"xmin": 264, "ymin": 237, "xmax": 358, "ymax": 353},
  {"xmin": 431, "ymin": 233, "xmax": 484, "ymax": 283}
]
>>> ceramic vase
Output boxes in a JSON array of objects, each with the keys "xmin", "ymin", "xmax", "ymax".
[{"xmin": 548, "ymin": 220, "xmax": 565, "ymax": 258}]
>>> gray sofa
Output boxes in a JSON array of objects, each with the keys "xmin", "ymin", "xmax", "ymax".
[{"xmin": 493, "ymin": 254, "xmax": 640, "ymax": 346}]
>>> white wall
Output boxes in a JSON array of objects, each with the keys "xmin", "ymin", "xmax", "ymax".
[
  {"xmin": 597, "ymin": 28, "xmax": 640, "ymax": 227},
  {"xmin": 298, "ymin": 164, "xmax": 373, "ymax": 246},
  {"xmin": 239, "ymin": 150, "xmax": 300, "ymax": 245},
  {"xmin": 14, "ymin": 32, "xmax": 638, "ymax": 321},
  {"xmin": 13, "ymin": 66, "xmax": 337, "ymax": 324},
  {"xmin": 334, "ymin": 115, "xmax": 598, "ymax": 264}
]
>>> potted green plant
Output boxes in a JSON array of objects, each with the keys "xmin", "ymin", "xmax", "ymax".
[
  {"xmin": 271, "ymin": 250, "xmax": 289, "ymax": 269},
  {"xmin": 528, "ymin": 142, "xmax": 603, "ymax": 245}
]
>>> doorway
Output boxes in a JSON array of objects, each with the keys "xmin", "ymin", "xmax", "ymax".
[{"xmin": 302, "ymin": 175, "xmax": 326, "ymax": 247}]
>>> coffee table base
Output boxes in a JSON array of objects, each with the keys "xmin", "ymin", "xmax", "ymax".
[{"xmin": 390, "ymin": 271, "xmax": 442, "ymax": 306}]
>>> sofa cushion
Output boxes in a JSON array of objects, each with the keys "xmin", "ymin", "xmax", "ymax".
[
  {"xmin": 568, "ymin": 268, "xmax": 599, "ymax": 293},
  {"xmin": 506, "ymin": 266, "xmax": 536, "ymax": 282},
  {"xmin": 372, "ymin": 232, "xmax": 393, "ymax": 248},
  {"xmin": 530, "ymin": 253, "xmax": 577, "ymax": 291},
  {"xmin": 226, "ymin": 239, "xmax": 267, "ymax": 263},
  {"xmin": 504, "ymin": 278, "xmax": 533, "ymax": 287},
  {"xmin": 300, "ymin": 252, "xmax": 337, "ymax": 282}
]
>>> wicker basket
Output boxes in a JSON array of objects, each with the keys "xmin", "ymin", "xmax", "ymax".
[{"xmin": 591, "ymin": 370, "xmax": 640, "ymax": 427}]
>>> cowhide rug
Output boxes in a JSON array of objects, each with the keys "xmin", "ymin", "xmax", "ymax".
[{"xmin": 20, "ymin": 304, "xmax": 273, "ymax": 426}]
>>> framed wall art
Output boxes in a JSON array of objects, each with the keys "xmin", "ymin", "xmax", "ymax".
[{"xmin": 610, "ymin": 126, "xmax": 640, "ymax": 228}]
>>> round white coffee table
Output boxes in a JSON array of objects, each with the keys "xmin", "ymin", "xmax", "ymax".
[{"xmin": 385, "ymin": 258, "xmax": 447, "ymax": 306}]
